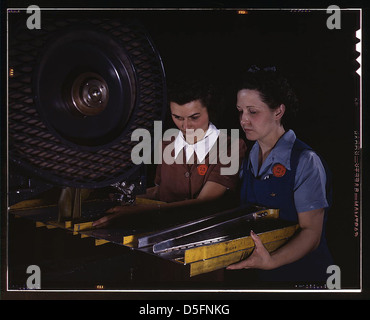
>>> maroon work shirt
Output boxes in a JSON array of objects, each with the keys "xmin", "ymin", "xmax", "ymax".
[{"xmin": 155, "ymin": 134, "xmax": 247, "ymax": 203}]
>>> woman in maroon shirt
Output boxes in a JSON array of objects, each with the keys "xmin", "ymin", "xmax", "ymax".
[{"xmin": 93, "ymin": 78, "xmax": 246, "ymax": 228}]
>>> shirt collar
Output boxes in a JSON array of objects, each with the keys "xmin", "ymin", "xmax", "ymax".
[
  {"xmin": 249, "ymin": 129, "xmax": 296, "ymax": 176},
  {"xmin": 174, "ymin": 122, "xmax": 220, "ymax": 163}
]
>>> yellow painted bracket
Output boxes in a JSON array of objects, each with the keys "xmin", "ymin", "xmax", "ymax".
[
  {"xmin": 35, "ymin": 221, "xmax": 47, "ymax": 228},
  {"xmin": 122, "ymin": 231, "xmax": 152, "ymax": 246},
  {"xmin": 95, "ymin": 239, "xmax": 110, "ymax": 246},
  {"xmin": 73, "ymin": 221, "xmax": 94, "ymax": 235},
  {"xmin": 254, "ymin": 208, "xmax": 279, "ymax": 220},
  {"xmin": 190, "ymin": 248, "xmax": 254, "ymax": 277},
  {"xmin": 35, "ymin": 220, "xmax": 72, "ymax": 229},
  {"xmin": 123, "ymin": 235, "xmax": 136, "ymax": 245},
  {"xmin": 184, "ymin": 224, "xmax": 299, "ymax": 277},
  {"xmin": 185, "ymin": 224, "xmax": 298, "ymax": 264},
  {"xmin": 189, "ymin": 238, "xmax": 290, "ymax": 277}
]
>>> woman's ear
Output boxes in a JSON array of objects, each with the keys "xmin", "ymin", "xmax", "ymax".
[{"xmin": 275, "ymin": 104, "xmax": 286, "ymax": 120}]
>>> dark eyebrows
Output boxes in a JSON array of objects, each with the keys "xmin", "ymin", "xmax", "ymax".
[
  {"xmin": 189, "ymin": 112, "xmax": 201, "ymax": 118},
  {"xmin": 171, "ymin": 112, "xmax": 201, "ymax": 118}
]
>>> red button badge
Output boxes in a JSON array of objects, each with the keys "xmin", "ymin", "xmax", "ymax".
[
  {"xmin": 272, "ymin": 163, "xmax": 286, "ymax": 178},
  {"xmin": 197, "ymin": 164, "xmax": 208, "ymax": 176}
]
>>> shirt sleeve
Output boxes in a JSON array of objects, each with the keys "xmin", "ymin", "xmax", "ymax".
[{"xmin": 294, "ymin": 150, "xmax": 329, "ymax": 213}]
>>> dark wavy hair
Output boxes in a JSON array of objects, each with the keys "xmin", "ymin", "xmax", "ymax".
[
  {"xmin": 167, "ymin": 76, "xmax": 218, "ymax": 123},
  {"xmin": 236, "ymin": 66, "xmax": 299, "ymax": 128}
]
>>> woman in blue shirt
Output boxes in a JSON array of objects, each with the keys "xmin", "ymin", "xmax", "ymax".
[{"xmin": 227, "ymin": 67, "xmax": 333, "ymax": 282}]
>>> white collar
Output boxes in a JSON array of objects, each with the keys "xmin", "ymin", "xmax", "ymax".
[{"xmin": 174, "ymin": 122, "xmax": 220, "ymax": 163}]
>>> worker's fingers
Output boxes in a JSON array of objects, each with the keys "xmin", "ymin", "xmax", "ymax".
[
  {"xmin": 92, "ymin": 215, "xmax": 109, "ymax": 228},
  {"xmin": 250, "ymin": 230, "xmax": 264, "ymax": 250},
  {"xmin": 226, "ymin": 230, "xmax": 258, "ymax": 270},
  {"xmin": 226, "ymin": 258, "xmax": 253, "ymax": 270}
]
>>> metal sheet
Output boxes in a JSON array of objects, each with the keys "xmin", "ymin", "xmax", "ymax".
[
  {"xmin": 137, "ymin": 205, "xmax": 269, "ymax": 248},
  {"xmin": 151, "ymin": 207, "xmax": 278, "ymax": 253}
]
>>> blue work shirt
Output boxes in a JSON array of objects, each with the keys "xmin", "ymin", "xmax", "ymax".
[
  {"xmin": 246, "ymin": 129, "xmax": 328, "ymax": 214},
  {"xmin": 239, "ymin": 129, "xmax": 333, "ymax": 281}
]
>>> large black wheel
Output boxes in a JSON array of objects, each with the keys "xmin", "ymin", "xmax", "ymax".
[{"xmin": 8, "ymin": 14, "xmax": 166, "ymax": 189}]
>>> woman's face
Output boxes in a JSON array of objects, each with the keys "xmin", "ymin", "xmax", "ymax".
[
  {"xmin": 170, "ymin": 99, "xmax": 209, "ymax": 143},
  {"xmin": 236, "ymin": 89, "xmax": 284, "ymax": 142}
]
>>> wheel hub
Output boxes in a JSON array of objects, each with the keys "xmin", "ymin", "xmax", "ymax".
[{"xmin": 70, "ymin": 72, "xmax": 109, "ymax": 116}]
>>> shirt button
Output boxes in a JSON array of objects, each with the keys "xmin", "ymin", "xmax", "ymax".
[{"xmin": 184, "ymin": 172, "xmax": 190, "ymax": 178}]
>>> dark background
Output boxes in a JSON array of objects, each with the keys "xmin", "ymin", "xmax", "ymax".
[{"xmin": 2, "ymin": 2, "xmax": 367, "ymax": 296}]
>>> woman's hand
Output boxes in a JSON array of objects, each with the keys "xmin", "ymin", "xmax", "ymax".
[
  {"xmin": 92, "ymin": 204, "xmax": 151, "ymax": 228},
  {"xmin": 226, "ymin": 230, "xmax": 277, "ymax": 270},
  {"xmin": 92, "ymin": 206, "xmax": 125, "ymax": 228},
  {"xmin": 227, "ymin": 208, "xmax": 325, "ymax": 271}
]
